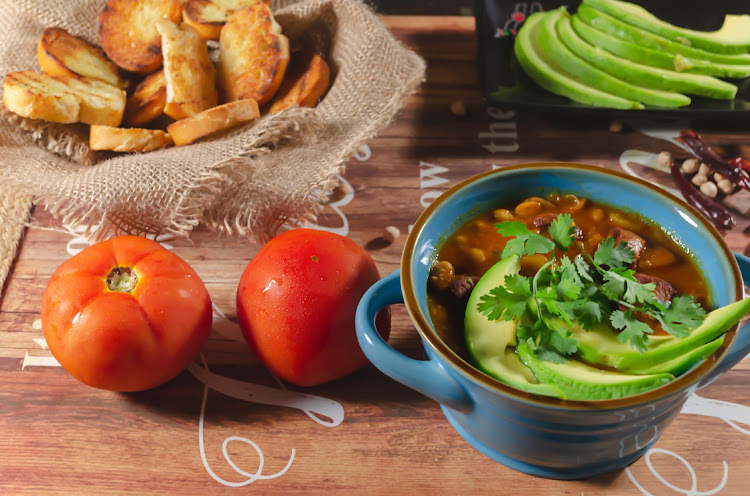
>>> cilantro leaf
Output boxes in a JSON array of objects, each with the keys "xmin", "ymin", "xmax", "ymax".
[
  {"xmin": 575, "ymin": 300, "xmax": 604, "ymax": 331},
  {"xmin": 611, "ymin": 309, "xmax": 653, "ymax": 353},
  {"xmin": 574, "ymin": 254, "xmax": 595, "ymax": 283},
  {"xmin": 549, "ymin": 213, "xmax": 576, "ymax": 251},
  {"xmin": 549, "ymin": 328, "xmax": 578, "ymax": 355},
  {"xmin": 557, "ymin": 266, "xmax": 581, "ymax": 300},
  {"xmin": 477, "ymin": 274, "xmax": 532, "ymax": 321},
  {"xmin": 594, "ymin": 238, "xmax": 635, "ymax": 269},
  {"xmin": 535, "ymin": 346, "xmax": 566, "ymax": 363},
  {"xmin": 496, "ymin": 221, "xmax": 555, "ymax": 258},
  {"xmin": 656, "ymin": 295, "xmax": 706, "ymax": 338}
]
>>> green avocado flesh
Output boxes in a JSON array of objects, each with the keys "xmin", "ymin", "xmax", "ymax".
[
  {"xmin": 573, "ymin": 297, "xmax": 750, "ymax": 374},
  {"xmin": 557, "ymin": 15, "xmax": 738, "ymax": 99},
  {"xmin": 583, "ymin": 0, "xmax": 750, "ymax": 54},
  {"xmin": 576, "ymin": 6, "xmax": 750, "ymax": 68},
  {"xmin": 539, "ymin": 9, "xmax": 688, "ymax": 108},
  {"xmin": 516, "ymin": 342, "xmax": 674, "ymax": 401},
  {"xmin": 514, "ymin": 11, "xmax": 643, "ymax": 109},
  {"xmin": 464, "ymin": 256, "xmax": 566, "ymax": 398},
  {"xmin": 464, "ymin": 258, "xmax": 750, "ymax": 401},
  {"xmin": 572, "ymin": 13, "xmax": 750, "ymax": 79}
]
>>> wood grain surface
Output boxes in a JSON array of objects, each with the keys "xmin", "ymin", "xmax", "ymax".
[{"xmin": 2, "ymin": 15, "xmax": 750, "ymax": 496}]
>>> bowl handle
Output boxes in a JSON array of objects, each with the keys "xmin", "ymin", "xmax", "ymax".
[
  {"xmin": 698, "ymin": 252, "xmax": 750, "ymax": 388},
  {"xmin": 356, "ymin": 270, "xmax": 473, "ymax": 413}
]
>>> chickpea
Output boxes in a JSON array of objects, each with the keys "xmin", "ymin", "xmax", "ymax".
[
  {"xmin": 563, "ymin": 194, "xmax": 587, "ymax": 211},
  {"xmin": 515, "ymin": 200, "xmax": 542, "ymax": 217},
  {"xmin": 520, "ymin": 254, "xmax": 548, "ymax": 274},
  {"xmin": 493, "ymin": 209, "xmax": 514, "ymax": 221},
  {"xmin": 589, "ymin": 207, "xmax": 605, "ymax": 222},
  {"xmin": 608, "ymin": 212, "xmax": 640, "ymax": 231},
  {"xmin": 525, "ymin": 196, "xmax": 556, "ymax": 209},
  {"xmin": 429, "ymin": 261, "xmax": 455, "ymax": 291},
  {"xmin": 469, "ymin": 247, "xmax": 487, "ymax": 265},
  {"xmin": 640, "ymin": 247, "xmax": 676, "ymax": 269}
]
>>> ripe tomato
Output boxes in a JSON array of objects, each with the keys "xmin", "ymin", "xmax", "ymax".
[
  {"xmin": 236, "ymin": 229, "xmax": 390, "ymax": 386},
  {"xmin": 41, "ymin": 235, "xmax": 212, "ymax": 392}
]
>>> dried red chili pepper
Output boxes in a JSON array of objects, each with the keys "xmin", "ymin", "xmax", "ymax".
[
  {"xmin": 678, "ymin": 130, "xmax": 750, "ymax": 192},
  {"xmin": 669, "ymin": 158, "xmax": 736, "ymax": 231}
]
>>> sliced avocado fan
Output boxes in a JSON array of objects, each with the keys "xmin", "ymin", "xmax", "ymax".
[
  {"xmin": 584, "ymin": 0, "xmax": 750, "ymax": 54},
  {"xmin": 571, "ymin": 12, "xmax": 750, "ymax": 79},
  {"xmin": 576, "ymin": 5, "xmax": 750, "ymax": 67},
  {"xmin": 514, "ymin": 11, "xmax": 643, "ymax": 109},
  {"xmin": 557, "ymin": 15, "xmax": 738, "ymax": 99},
  {"xmin": 538, "ymin": 8, "xmax": 689, "ymax": 108},
  {"xmin": 464, "ymin": 256, "xmax": 566, "ymax": 399}
]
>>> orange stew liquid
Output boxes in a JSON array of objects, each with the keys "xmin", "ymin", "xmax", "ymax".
[{"xmin": 427, "ymin": 193, "xmax": 710, "ymax": 361}]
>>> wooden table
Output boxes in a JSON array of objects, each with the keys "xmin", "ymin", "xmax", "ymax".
[{"xmin": 2, "ymin": 16, "xmax": 750, "ymax": 495}]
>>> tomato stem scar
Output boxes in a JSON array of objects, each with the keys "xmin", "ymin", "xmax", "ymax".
[
  {"xmin": 106, "ymin": 267, "xmax": 138, "ymax": 293},
  {"xmin": 311, "ymin": 255, "xmax": 319, "ymax": 262}
]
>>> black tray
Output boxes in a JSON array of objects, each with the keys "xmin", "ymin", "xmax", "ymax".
[{"xmin": 475, "ymin": 0, "xmax": 750, "ymax": 118}]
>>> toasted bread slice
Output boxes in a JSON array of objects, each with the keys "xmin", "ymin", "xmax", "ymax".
[
  {"xmin": 3, "ymin": 71, "xmax": 125, "ymax": 126},
  {"xmin": 269, "ymin": 51, "xmax": 330, "ymax": 114},
  {"xmin": 38, "ymin": 27, "xmax": 127, "ymax": 89},
  {"xmin": 99, "ymin": 0, "xmax": 182, "ymax": 74},
  {"xmin": 218, "ymin": 3, "xmax": 289, "ymax": 104},
  {"xmin": 182, "ymin": 0, "xmax": 266, "ymax": 40},
  {"xmin": 123, "ymin": 70, "xmax": 167, "ymax": 126},
  {"xmin": 90, "ymin": 125, "xmax": 172, "ymax": 152},
  {"xmin": 167, "ymin": 98, "xmax": 259, "ymax": 146},
  {"xmin": 156, "ymin": 19, "xmax": 218, "ymax": 120}
]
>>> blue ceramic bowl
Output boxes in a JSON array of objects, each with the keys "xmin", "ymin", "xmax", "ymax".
[{"xmin": 356, "ymin": 163, "xmax": 750, "ymax": 479}]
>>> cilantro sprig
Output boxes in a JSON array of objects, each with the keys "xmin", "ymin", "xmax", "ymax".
[{"xmin": 477, "ymin": 213, "xmax": 706, "ymax": 356}]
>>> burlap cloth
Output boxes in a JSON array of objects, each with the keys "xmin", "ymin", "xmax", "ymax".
[{"xmin": 0, "ymin": 0, "xmax": 425, "ymax": 291}]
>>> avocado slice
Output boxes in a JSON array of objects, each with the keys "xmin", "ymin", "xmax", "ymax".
[
  {"xmin": 576, "ymin": 6, "xmax": 750, "ymax": 67},
  {"xmin": 573, "ymin": 298, "xmax": 750, "ymax": 374},
  {"xmin": 538, "ymin": 9, "xmax": 689, "ymax": 108},
  {"xmin": 465, "ymin": 256, "xmax": 566, "ymax": 398},
  {"xmin": 571, "ymin": 13, "xmax": 750, "ymax": 79},
  {"xmin": 583, "ymin": 0, "xmax": 750, "ymax": 54},
  {"xmin": 514, "ymin": 11, "xmax": 643, "ymax": 109},
  {"xmin": 629, "ymin": 337, "xmax": 724, "ymax": 376},
  {"xmin": 517, "ymin": 342, "xmax": 674, "ymax": 401},
  {"xmin": 557, "ymin": 16, "xmax": 738, "ymax": 99}
]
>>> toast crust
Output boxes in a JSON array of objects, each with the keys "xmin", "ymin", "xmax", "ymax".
[
  {"xmin": 156, "ymin": 19, "xmax": 218, "ymax": 120},
  {"xmin": 3, "ymin": 71, "xmax": 125, "ymax": 126},
  {"xmin": 182, "ymin": 0, "xmax": 266, "ymax": 40},
  {"xmin": 123, "ymin": 70, "xmax": 167, "ymax": 126},
  {"xmin": 166, "ymin": 98, "xmax": 259, "ymax": 146},
  {"xmin": 99, "ymin": 0, "xmax": 182, "ymax": 74},
  {"xmin": 90, "ymin": 125, "xmax": 173, "ymax": 152},
  {"xmin": 38, "ymin": 28, "xmax": 127, "ymax": 88},
  {"xmin": 269, "ymin": 50, "xmax": 330, "ymax": 114},
  {"xmin": 218, "ymin": 3, "xmax": 289, "ymax": 104}
]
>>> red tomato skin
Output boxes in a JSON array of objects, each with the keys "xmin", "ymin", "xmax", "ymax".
[
  {"xmin": 41, "ymin": 236, "xmax": 212, "ymax": 392},
  {"xmin": 236, "ymin": 229, "xmax": 390, "ymax": 386}
]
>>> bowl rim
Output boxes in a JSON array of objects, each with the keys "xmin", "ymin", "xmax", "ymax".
[{"xmin": 401, "ymin": 162, "xmax": 743, "ymax": 410}]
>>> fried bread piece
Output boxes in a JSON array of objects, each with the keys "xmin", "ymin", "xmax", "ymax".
[
  {"xmin": 99, "ymin": 0, "xmax": 182, "ymax": 74},
  {"xmin": 38, "ymin": 27, "xmax": 127, "ymax": 88},
  {"xmin": 167, "ymin": 98, "xmax": 259, "ymax": 146},
  {"xmin": 3, "ymin": 71, "xmax": 125, "ymax": 126},
  {"xmin": 90, "ymin": 125, "xmax": 173, "ymax": 152},
  {"xmin": 182, "ymin": 0, "xmax": 266, "ymax": 40},
  {"xmin": 123, "ymin": 70, "xmax": 167, "ymax": 126},
  {"xmin": 156, "ymin": 19, "xmax": 218, "ymax": 120},
  {"xmin": 218, "ymin": 3, "xmax": 289, "ymax": 104},
  {"xmin": 269, "ymin": 50, "xmax": 330, "ymax": 114}
]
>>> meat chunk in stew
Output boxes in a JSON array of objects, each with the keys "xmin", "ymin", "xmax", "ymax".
[{"xmin": 613, "ymin": 228, "xmax": 646, "ymax": 264}]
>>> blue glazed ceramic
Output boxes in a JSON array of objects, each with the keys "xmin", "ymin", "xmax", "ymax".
[{"xmin": 355, "ymin": 163, "xmax": 750, "ymax": 480}]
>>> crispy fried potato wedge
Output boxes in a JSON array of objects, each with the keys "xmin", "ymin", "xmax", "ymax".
[
  {"xmin": 269, "ymin": 51, "xmax": 330, "ymax": 114},
  {"xmin": 38, "ymin": 27, "xmax": 127, "ymax": 88},
  {"xmin": 123, "ymin": 70, "xmax": 167, "ymax": 126},
  {"xmin": 167, "ymin": 98, "xmax": 259, "ymax": 146},
  {"xmin": 182, "ymin": 0, "xmax": 267, "ymax": 40},
  {"xmin": 3, "ymin": 71, "xmax": 125, "ymax": 126},
  {"xmin": 218, "ymin": 3, "xmax": 289, "ymax": 104},
  {"xmin": 90, "ymin": 125, "xmax": 172, "ymax": 152},
  {"xmin": 99, "ymin": 0, "xmax": 182, "ymax": 74},
  {"xmin": 156, "ymin": 19, "xmax": 218, "ymax": 120}
]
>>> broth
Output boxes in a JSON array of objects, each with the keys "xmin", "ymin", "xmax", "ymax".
[{"xmin": 426, "ymin": 193, "xmax": 710, "ymax": 361}]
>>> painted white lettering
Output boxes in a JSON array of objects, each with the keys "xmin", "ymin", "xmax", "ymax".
[
  {"xmin": 419, "ymin": 161, "xmax": 450, "ymax": 189},
  {"xmin": 420, "ymin": 190, "xmax": 443, "ymax": 208},
  {"xmin": 487, "ymin": 107, "xmax": 515, "ymax": 120},
  {"xmin": 22, "ymin": 353, "xmax": 60, "ymax": 369}
]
